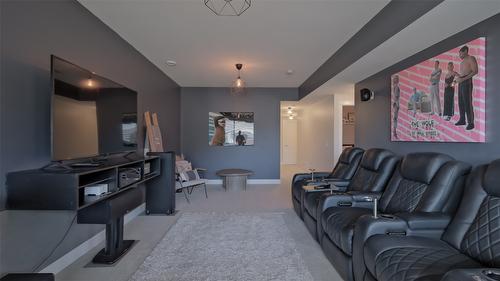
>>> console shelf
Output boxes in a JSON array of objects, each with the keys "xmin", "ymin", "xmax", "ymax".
[{"xmin": 6, "ymin": 156, "xmax": 160, "ymax": 211}]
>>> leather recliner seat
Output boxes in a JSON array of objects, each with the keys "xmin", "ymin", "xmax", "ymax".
[
  {"xmin": 360, "ymin": 159, "xmax": 500, "ymax": 281},
  {"xmin": 318, "ymin": 152, "xmax": 471, "ymax": 281},
  {"xmin": 302, "ymin": 148, "xmax": 399, "ymax": 240},
  {"xmin": 291, "ymin": 147, "xmax": 364, "ymax": 219}
]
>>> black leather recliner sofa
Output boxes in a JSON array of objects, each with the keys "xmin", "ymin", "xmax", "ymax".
[
  {"xmin": 359, "ymin": 159, "xmax": 500, "ymax": 281},
  {"xmin": 291, "ymin": 147, "xmax": 364, "ymax": 219},
  {"xmin": 318, "ymin": 152, "xmax": 471, "ymax": 281},
  {"xmin": 302, "ymin": 148, "xmax": 399, "ymax": 241}
]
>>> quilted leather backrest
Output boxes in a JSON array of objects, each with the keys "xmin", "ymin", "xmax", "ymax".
[
  {"xmin": 460, "ymin": 196, "xmax": 500, "ymax": 266},
  {"xmin": 379, "ymin": 153, "xmax": 470, "ymax": 213},
  {"xmin": 483, "ymin": 159, "xmax": 500, "ymax": 197},
  {"xmin": 348, "ymin": 148, "xmax": 399, "ymax": 192},
  {"xmin": 443, "ymin": 161, "xmax": 500, "ymax": 266},
  {"xmin": 328, "ymin": 147, "xmax": 364, "ymax": 179},
  {"xmin": 400, "ymin": 152, "xmax": 453, "ymax": 184}
]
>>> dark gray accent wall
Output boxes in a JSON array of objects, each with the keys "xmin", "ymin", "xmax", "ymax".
[
  {"xmin": 355, "ymin": 14, "xmax": 500, "ymax": 165},
  {"xmin": 299, "ymin": 0, "xmax": 444, "ymax": 99},
  {"xmin": 181, "ymin": 88, "xmax": 298, "ymax": 179},
  {"xmin": 0, "ymin": 0, "xmax": 180, "ymax": 274}
]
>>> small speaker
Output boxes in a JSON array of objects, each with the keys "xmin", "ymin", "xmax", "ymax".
[{"xmin": 360, "ymin": 88, "xmax": 374, "ymax": 102}]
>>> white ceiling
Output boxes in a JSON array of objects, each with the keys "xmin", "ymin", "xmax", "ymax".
[
  {"xmin": 78, "ymin": 0, "xmax": 389, "ymax": 87},
  {"xmin": 310, "ymin": 0, "xmax": 500, "ymax": 99}
]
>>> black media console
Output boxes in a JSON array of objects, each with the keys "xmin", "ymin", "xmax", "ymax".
[{"xmin": 6, "ymin": 155, "xmax": 161, "ymax": 264}]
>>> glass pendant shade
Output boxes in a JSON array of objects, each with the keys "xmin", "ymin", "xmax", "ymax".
[
  {"xmin": 205, "ymin": 0, "xmax": 251, "ymax": 16},
  {"xmin": 230, "ymin": 63, "xmax": 246, "ymax": 95},
  {"xmin": 231, "ymin": 76, "xmax": 246, "ymax": 95}
]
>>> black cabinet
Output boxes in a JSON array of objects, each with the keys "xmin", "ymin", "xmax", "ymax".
[
  {"xmin": 5, "ymin": 156, "xmax": 161, "ymax": 265},
  {"xmin": 6, "ymin": 156, "xmax": 160, "ymax": 211}
]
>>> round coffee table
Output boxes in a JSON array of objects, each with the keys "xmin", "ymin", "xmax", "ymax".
[{"xmin": 216, "ymin": 169, "xmax": 253, "ymax": 191}]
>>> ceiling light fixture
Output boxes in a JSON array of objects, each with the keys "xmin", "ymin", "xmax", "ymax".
[
  {"xmin": 166, "ymin": 60, "xmax": 177, "ymax": 67},
  {"xmin": 204, "ymin": 0, "xmax": 251, "ymax": 16},
  {"xmin": 231, "ymin": 63, "xmax": 246, "ymax": 95},
  {"xmin": 86, "ymin": 76, "xmax": 94, "ymax": 87}
]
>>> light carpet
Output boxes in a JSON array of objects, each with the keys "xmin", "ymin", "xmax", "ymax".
[{"xmin": 129, "ymin": 212, "xmax": 315, "ymax": 281}]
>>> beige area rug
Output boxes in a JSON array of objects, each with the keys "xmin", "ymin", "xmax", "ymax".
[{"xmin": 129, "ymin": 212, "xmax": 314, "ymax": 281}]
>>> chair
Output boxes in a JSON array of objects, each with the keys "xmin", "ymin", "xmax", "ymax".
[
  {"xmin": 302, "ymin": 148, "xmax": 399, "ymax": 241},
  {"xmin": 175, "ymin": 160, "xmax": 208, "ymax": 203},
  {"xmin": 318, "ymin": 152, "xmax": 470, "ymax": 281},
  {"xmin": 291, "ymin": 147, "xmax": 364, "ymax": 219},
  {"xmin": 361, "ymin": 159, "xmax": 500, "ymax": 281}
]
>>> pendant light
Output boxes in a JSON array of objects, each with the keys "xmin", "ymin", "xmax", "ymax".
[
  {"xmin": 231, "ymin": 63, "xmax": 246, "ymax": 95},
  {"xmin": 205, "ymin": 0, "xmax": 251, "ymax": 16}
]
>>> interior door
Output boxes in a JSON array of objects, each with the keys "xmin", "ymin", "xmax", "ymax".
[{"xmin": 282, "ymin": 119, "xmax": 297, "ymax": 164}]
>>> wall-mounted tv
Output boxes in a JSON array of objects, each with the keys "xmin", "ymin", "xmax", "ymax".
[{"xmin": 51, "ymin": 55, "xmax": 138, "ymax": 161}]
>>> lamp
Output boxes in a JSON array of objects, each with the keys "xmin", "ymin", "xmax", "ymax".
[
  {"xmin": 204, "ymin": 0, "xmax": 251, "ymax": 16},
  {"xmin": 231, "ymin": 63, "xmax": 246, "ymax": 95}
]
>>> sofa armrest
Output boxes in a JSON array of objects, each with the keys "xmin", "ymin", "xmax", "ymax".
[
  {"xmin": 318, "ymin": 192, "xmax": 379, "ymax": 212},
  {"xmin": 292, "ymin": 173, "xmax": 312, "ymax": 184},
  {"xmin": 293, "ymin": 172, "xmax": 330, "ymax": 184},
  {"xmin": 322, "ymin": 179, "xmax": 350, "ymax": 191},
  {"xmin": 396, "ymin": 212, "xmax": 452, "ymax": 231},
  {"xmin": 352, "ymin": 212, "xmax": 452, "ymax": 281},
  {"xmin": 349, "ymin": 191, "xmax": 382, "ymax": 202},
  {"xmin": 441, "ymin": 268, "xmax": 500, "ymax": 281},
  {"xmin": 353, "ymin": 214, "xmax": 409, "ymax": 281}
]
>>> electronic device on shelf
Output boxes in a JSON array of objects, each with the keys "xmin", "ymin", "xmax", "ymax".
[
  {"xmin": 118, "ymin": 167, "xmax": 142, "ymax": 188},
  {"xmin": 144, "ymin": 162, "xmax": 151, "ymax": 175},
  {"xmin": 84, "ymin": 184, "xmax": 110, "ymax": 203},
  {"xmin": 84, "ymin": 184, "xmax": 109, "ymax": 197}
]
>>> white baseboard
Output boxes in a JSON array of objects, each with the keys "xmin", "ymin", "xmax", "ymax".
[
  {"xmin": 206, "ymin": 179, "xmax": 280, "ymax": 185},
  {"xmin": 39, "ymin": 203, "xmax": 146, "ymax": 274}
]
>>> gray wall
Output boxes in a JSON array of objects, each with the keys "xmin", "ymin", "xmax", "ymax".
[
  {"xmin": 355, "ymin": 14, "xmax": 500, "ymax": 166},
  {"xmin": 0, "ymin": 0, "xmax": 180, "ymax": 274},
  {"xmin": 181, "ymin": 88, "xmax": 298, "ymax": 179}
]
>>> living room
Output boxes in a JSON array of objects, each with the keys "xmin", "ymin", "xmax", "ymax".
[{"xmin": 1, "ymin": 1, "xmax": 500, "ymax": 281}]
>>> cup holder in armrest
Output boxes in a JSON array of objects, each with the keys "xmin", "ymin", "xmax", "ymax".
[{"xmin": 483, "ymin": 269, "xmax": 500, "ymax": 281}]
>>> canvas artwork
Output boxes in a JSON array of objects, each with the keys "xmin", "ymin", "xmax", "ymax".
[
  {"xmin": 208, "ymin": 112, "xmax": 254, "ymax": 146},
  {"xmin": 391, "ymin": 37, "xmax": 485, "ymax": 142}
]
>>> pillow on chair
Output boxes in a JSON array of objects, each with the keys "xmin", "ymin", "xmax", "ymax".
[{"xmin": 180, "ymin": 170, "xmax": 199, "ymax": 182}]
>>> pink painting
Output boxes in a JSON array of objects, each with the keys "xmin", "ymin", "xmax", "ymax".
[{"xmin": 391, "ymin": 37, "xmax": 486, "ymax": 142}]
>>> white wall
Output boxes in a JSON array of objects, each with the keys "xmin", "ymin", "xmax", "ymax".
[
  {"xmin": 295, "ymin": 85, "xmax": 354, "ymax": 172},
  {"xmin": 296, "ymin": 95, "xmax": 335, "ymax": 171}
]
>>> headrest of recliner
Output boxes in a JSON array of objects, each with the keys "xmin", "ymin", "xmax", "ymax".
[
  {"xmin": 483, "ymin": 159, "xmax": 500, "ymax": 197},
  {"xmin": 400, "ymin": 152, "xmax": 454, "ymax": 184},
  {"xmin": 360, "ymin": 148, "xmax": 396, "ymax": 171},
  {"xmin": 338, "ymin": 147, "xmax": 364, "ymax": 164}
]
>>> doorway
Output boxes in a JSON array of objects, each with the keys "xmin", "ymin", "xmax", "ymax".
[
  {"xmin": 280, "ymin": 102, "xmax": 298, "ymax": 165},
  {"xmin": 342, "ymin": 105, "xmax": 355, "ymax": 150}
]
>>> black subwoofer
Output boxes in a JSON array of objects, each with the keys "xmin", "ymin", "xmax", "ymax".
[{"xmin": 145, "ymin": 152, "xmax": 176, "ymax": 215}]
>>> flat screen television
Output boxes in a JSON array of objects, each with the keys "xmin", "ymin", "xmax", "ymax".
[{"xmin": 51, "ymin": 55, "xmax": 138, "ymax": 161}]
